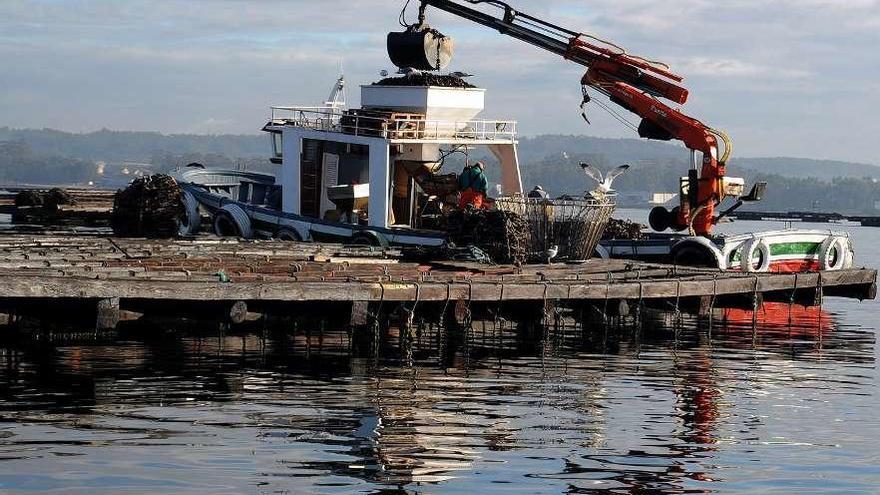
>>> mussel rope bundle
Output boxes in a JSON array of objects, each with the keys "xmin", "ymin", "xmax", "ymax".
[
  {"xmin": 447, "ymin": 208, "xmax": 529, "ymax": 265},
  {"xmin": 111, "ymin": 174, "xmax": 186, "ymax": 238}
]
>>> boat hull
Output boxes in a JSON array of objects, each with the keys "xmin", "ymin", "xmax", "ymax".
[
  {"xmin": 598, "ymin": 229, "xmax": 854, "ymax": 273},
  {"xmin": 180, "ymin": 182, "xmax": 446, "ymax": 248}
]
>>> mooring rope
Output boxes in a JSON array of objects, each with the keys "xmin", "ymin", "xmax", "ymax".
[
  {"xmin": 674, "ymin": 278, "xmax": 682, "ymax": 335},
  {"xmin": 751, "ymin": 275, "xmax": 761, "ymax": 336},
  {"xmin": 405, "ymin": 282, "xmax": 421, "ymax": 314},
  {"xmin": 674, "ymin": 279, "xmax": 682, "ymax": 314},
  {"xmin": 636, "ymin": 280, "xmax": 644, "ymax": 328},
  {"xmin": 817, "ymin": 271, "xmax": 825, "ymax": 344},
  {"xmin": 602, "ymin": 273, "xmax": 612, "ymax": 324},
  {"xmin": 440, "ymin": 282, "xmax": 452, "ymax": 321},
  {"xmin": 789, "ymin": 273, "xmax": 799, "ymax": 329},
  {"xmin": 372, "ymin": 282, "xmax": 387, "ymax": 353},
  {"xmin": 707, "ymin": 275, "xmax": 718, "ymax": 340}
]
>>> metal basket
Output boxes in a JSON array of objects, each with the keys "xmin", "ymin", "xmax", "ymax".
[{"xmin": 494, "ymin": 195, "xmax": 616, "ymax": 261}]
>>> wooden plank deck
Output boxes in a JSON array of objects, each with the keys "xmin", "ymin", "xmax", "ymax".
[{"xmin": 0, "ymin": 235, "xmax": 873, "ymax": 304}]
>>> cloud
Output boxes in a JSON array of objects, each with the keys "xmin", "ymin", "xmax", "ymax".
[
  {"xmin": 676, "ymin": 57, "xmax": 812, "ymax": 79},
  {"xmin": 0, "ymin": 0, "xmax": 877, "ymax": 164}
]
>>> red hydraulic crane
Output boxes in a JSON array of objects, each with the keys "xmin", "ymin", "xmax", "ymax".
[{"xmin": 388, "ymin": 0, "xmax": 739, "ymax": 236}]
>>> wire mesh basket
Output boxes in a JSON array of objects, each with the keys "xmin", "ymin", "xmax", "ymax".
[{"xmin": 494, "ymin": 195, "xmax": 616, "ymax": 261}]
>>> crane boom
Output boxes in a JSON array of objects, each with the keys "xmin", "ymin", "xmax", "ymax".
[
  {"xmin": 398, "ymin": 0, "xmax": 735, "ymax": 235},
  {"xmin": 415, "ymin": 0, "xmax": 689, "ymax": 103}
]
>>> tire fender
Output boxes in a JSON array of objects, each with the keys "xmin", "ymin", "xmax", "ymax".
[
  {"xmin": 275, "ymin": 227, "xmax": 303, "ymax": 242},
  {"xmin": 671, "ymin": 237, "xmax": 724, "ymax": 269},
  {"xmin": 213, "ymin": 203, "xmax": 253, "ymax": 239},
  {"xmin": 177, "ymin": 189, "xmax": 201, "ymax": 236},
  {"xmin": 819, "ymin": 235, "xmax": 850, "ymax": 271},
  {"xmin": 740, "ymin": 237, "xmax": 772, "ymax": 272},
  {"xmin": 348, "ymin": 230, "xmax": 389, "ymax": 248}
]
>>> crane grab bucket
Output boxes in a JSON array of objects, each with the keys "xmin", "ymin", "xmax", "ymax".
[{"xmin": 387, "ymin": 29, "xmax": 454, "ymax": 71}]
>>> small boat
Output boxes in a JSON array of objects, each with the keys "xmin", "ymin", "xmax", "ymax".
[{"xmin": 598, "ymin": 229, "xmax": 854, "ymax": 272}]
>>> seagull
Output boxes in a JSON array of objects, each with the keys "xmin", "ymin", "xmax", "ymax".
[
  {"xmin": 545, "ymin": 244, "xmax": 559, "ymax": 263},
  {"xmin": 450, "ymin": 71, "xmax": 473, "ymax": 78},
  {"xmin": 379, "ymin": 69, "xmax": 389, "ymax": 77},
  {"xmin": 581, "ymin": 163, "xmax": 630, "ymax": 199}
]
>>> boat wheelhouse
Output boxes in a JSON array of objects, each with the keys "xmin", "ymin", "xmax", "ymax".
[{"xmin": 179, "ymin": 76, "xmax": 522, "ymax": 248}]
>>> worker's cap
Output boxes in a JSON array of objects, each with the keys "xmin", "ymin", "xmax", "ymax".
[
  {"xmin": 474, "ymin": 161, "xmax": 485, "ymax": 169},
  {"xmin": 533, "ymin": 185, "xmax": 544, "ymax": 191}
]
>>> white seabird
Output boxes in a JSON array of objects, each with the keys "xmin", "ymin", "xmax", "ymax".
[{"xmin": 581, "ymin": 163, "xmax": 630, "ymax": 199}]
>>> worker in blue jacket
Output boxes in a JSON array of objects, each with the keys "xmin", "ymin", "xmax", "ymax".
[{"xmin": 457, "ymin": 161, "xmax": 489, "ymax": 209}]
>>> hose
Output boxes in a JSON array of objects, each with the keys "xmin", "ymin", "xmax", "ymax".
[
  {"xmin": 687, "ymin": 203, "xmax": 708, "ymax": 236},
  {"xmin": 709, "ymin": 127, "xmax": 733, "ymax": 164}
]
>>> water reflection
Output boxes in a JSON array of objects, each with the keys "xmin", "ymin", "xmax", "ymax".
[{"xmin": 0, "ymin": 305, "xmax": 875, "ymax": 494}]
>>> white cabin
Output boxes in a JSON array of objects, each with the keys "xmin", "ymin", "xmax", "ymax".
[{"xmin": 262, "ymin": 82, "xmax": 522, "ymax": 233}]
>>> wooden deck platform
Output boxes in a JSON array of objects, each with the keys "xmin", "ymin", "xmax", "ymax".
[
  {"xmin": 0, "ymin": 235, "xmax": 873, "ymax": 331},
  {"xmin": 732, "ymin": 210, "xmax": 880, "ymax": 227},
  {"xmin": 0, "ymin": 188, "xmax": 115, "ymax": 227}
]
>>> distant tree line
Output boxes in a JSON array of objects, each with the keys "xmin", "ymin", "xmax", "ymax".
[
  {"xmin": 520, "ymin": 152, "xmax": 880, "ymax": 215},
  {"xmin": 2, "ymin": 129, "xmax": 879, "ymax": 214},
  {"xmin": 0, "ymin": 141, "xmax": 95, "ymax": 185}
]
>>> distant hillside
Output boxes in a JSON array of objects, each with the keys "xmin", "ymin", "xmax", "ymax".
[
  {"xmin": 516, "ymin": 135, "xmax": 685, "ymax": 165},
  {"xmin": 0, "ymin": 127, "xmax": 267, "ymax": 162},
  {"xmin": 518, "ymin": 135, "xmax": 880, "ymax": 181},
  {"xmin": 2, "ymin": 128, "xmax": 879, "ymax": 214},
  {"xmin": 735, "ymin": 157, "xmax": 880, "ymax": 181},
  {"xmin": 2, "ymin": 129, "xmax": 878, "ymax": 181}
]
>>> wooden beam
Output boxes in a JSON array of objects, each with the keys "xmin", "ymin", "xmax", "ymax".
[
  {"xmin": 0, "ymin": 268, "xmax": 874, "ymax": 303},
  {"xmin": 96, "ymin": 297, "xmax": 120, "ymax": 330}
]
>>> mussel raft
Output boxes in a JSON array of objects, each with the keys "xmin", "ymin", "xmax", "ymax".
[{"xmin": 0, "ymin": 235, "xmax": 873, "ymax": 331}]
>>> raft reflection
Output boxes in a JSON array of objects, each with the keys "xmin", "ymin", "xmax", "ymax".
[{"xmin": 0, "ymin": 306, "xmax": 874, "ymax": 494}]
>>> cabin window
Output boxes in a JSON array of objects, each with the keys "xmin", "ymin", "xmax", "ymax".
[{"xmin": 271, "ymin": 132, "xmax": 283, "ymax": 159}]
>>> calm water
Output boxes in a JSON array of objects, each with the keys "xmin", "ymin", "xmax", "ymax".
[{"xmin": 0, "ymin": 216, "xmax": 878, "ymax": 494}]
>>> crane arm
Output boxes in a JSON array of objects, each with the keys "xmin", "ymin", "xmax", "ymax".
[
  {"xmin": 415, "ymin": 0, "xmax": 689, "ymax": 103},
  {"xmin": 406, "ymin": 0, "xmax": 734, "ymax": 235}
]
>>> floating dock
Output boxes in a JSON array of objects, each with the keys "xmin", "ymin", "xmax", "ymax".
[
  {"xmin": 0, "ymin": 235, "xmax": 873, "ymax": 333},
  {"xmin": 733, "ymin": 210, "xmax": 880, "ymax": 227},
  {"xmin": 0, "ymin": 187, "xmax": 115, "ymax": 227}
]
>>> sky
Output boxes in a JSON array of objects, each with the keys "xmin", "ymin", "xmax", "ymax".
[{"xmin": 1, "ymin": 0, "xmax": 878, "ymax": 164}]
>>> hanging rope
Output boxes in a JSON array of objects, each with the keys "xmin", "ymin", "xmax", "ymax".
[
  {"xmin": 708, "ymin": 275, "xmax": 718, "ymax": 340},
  {"xmin": 574, "ymin": 33, "xmax": 671, "ymax": 70},
  {"xmin": 674, "ymin": 279, "xmax": 682, "ymax": 336},
  {"xmin": 371, "ymin": 283, "xmax": 387, "ymax": 357},
  {"xmin": 751, "ymin": 275, "xmax": 760, "ymax": 336},
  {"xmin": 789, "ymin": 273, "xmax": 799, "ymax": 329},
  {"xmin": 399, "ymin": 0, "xmax": 413, "ymax": 27}
]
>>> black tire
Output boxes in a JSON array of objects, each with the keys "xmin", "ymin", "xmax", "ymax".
[
  {"xmin": 177, "ymin": 189, "xmax": 201, "ymax": 237},
  {"xmin": 275, "ymin": 227, "xmax": 302, "ymax": 242},
  {"xmin": 649, "ymin": 206, "xmax": 671, "ymax": 232},
  {"xmin": 672, "ymin": 244, "xmax": 717, "ymax": 268},
  {"xmin": 348, "ymin": 231, "xmax": 388, "ymax": 248},
  {"xmin": 212, "ymin": 204, "xmax": 252, "ymax": 239},
  {"xmin": 213, "ymin": 211, "xmax": 240, "ymax": 237}
]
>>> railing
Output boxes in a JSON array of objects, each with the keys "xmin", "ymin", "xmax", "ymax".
[
  {"xmin": 269, "ymin": 106, "xmax": 348, "ymax": 132},
  {"xmin": 386, "ymin": 118, "xmax": 517, "ymax": 141},
  {"xmin": 268, "ymin": 106, "xmax": 517, "ymax": 142}
]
